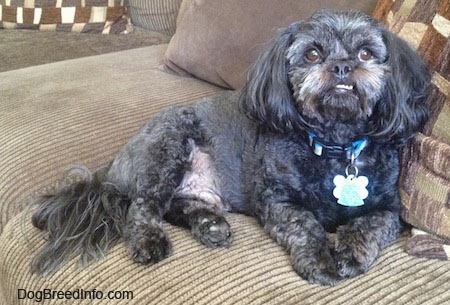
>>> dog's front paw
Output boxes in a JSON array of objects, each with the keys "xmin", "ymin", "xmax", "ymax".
[
  {"xmin": 126, "ymin": 227, "xmax": 172, "ymax": 264},
  {"xmin": 335, "ymin": 255, "xmax": 366, "ymax": 279},
  {"xmin": 334, "ymin": 230, "xmax": 378, "ymax": 278},
  {"xmin": 190, "ymin": 211, "xmax": 233, "ymax": 248},
  {"xmin": 291, "ymin": 248, "xmax": 340, "ymax": 286}
]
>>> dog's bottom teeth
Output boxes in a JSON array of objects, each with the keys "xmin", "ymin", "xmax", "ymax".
[{"xmin": 336, "ymin": 84, "xmax": 354, "ymax": 90}]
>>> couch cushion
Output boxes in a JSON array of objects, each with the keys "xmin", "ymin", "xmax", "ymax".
[
  {"xmin": 0, "ymin": 44, "xmax": 222, "ymax": 233},
  {"xmin": 128, "ymin": 0, "xmax": 182, "ymax": 36},
  {"xmin": 0, "ymin": 28, "xmax": 170, "ymax": 73},
  {"xmin": 0, "ymin": 0, "xmax": 131, "ymax": 34},
  {"xmin": 2, "ymin": 208, "xmax": 450, "ymax": 305},
  {"xmin": 164, "ymin": 0, "xmax": 378, "ymax": 89},
  {"xmin": 374, "ymin": 0, "xmax": 450, "ymax": 258}
]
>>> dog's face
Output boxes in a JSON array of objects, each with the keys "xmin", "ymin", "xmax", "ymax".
[
  {"xmin": 287, "ymin": 12, "xmax": 389, "ymax": 124},
  {"xmin": 242, "ymin": 10, "xmax": 430, "ymax": 141}
]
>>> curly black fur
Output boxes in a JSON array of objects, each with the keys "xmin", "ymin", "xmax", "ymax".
[{"xmin": 31, "ymin": 10, "xmax": 430, "ymax": 285}]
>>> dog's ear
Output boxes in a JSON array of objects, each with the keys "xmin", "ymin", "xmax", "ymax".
[
  {"xmin": 240, "ymin": 22, "xmax": 302, "ymax": 133},
  {"xmin": 371, "ymin": 29, "xmax": 430, "ymax": 142}
]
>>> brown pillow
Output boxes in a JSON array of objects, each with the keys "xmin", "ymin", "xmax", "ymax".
[
  {"xmin": 0, "ymin": 0, "xmax": 131, "ymax": 34},
  {"xmin": 164, "ymin": 0, "xmax": 378, "ymax": 89},
  {"xmin": 374, "ymin": 0, "xmax": 450, "ymax": 259}
]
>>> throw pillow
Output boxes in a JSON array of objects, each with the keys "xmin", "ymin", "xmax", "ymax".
[
  {"xmin": 128, "ymin": 0, "xmax": 182, "ymax": 36},
  {"xmin": 164, "ymin": 0, "xmax": 378, "ymax": 89},
  {"xmin": 0, "ymin": 0, "xmax": 131, "ymax": 34},
  {"xmin": 374, "ymin": 0, "xmax": 450, "ymax": 259}
]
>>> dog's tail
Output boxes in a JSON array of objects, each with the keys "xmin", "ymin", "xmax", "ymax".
[{"xmin": 30, "ymin": 165, "xmax": 129, "ymax": 275}]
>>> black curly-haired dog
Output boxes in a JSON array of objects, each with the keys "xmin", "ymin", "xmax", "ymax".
[{"xmin": 31, "ymin": 10, "xmax": 430, "ymax": 286}]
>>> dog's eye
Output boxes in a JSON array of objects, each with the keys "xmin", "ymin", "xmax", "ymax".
[
  {"xmin": 358, "ymin": 48, "xmax": 373, "ymax": 61},
  {"xmin": 305, "ymin": 49, "xmax": 321, "ymax": 62}
]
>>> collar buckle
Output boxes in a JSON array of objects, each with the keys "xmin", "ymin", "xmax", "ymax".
[{"xmin": 308, "ymin": 133, "xmax": 368, "ymax": 161}]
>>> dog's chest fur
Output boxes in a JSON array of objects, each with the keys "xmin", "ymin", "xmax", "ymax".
[{"xmin": 252, "ymin": 136, "xmax": 400, "ymax": 231}]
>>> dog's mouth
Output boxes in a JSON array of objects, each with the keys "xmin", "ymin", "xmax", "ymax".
[{"xmin": 305, "ymin": 82, "xmax": 371, "ymax": 123}]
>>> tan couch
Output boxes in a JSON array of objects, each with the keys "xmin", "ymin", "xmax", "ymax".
[{"xmin": 1, "ymin": 0, "xmax": 449, "ymax": 304}]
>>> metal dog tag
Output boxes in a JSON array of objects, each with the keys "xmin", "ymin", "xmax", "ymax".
[{"xmin": 333, "ymin": 172, "xmax": 369, "ymax": 207}]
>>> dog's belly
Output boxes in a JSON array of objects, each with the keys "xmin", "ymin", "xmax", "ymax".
[{"xmin": 175, "ymin": 144, "xmax": 229, "ymax": 211}]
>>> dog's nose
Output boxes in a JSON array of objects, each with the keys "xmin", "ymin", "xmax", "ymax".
[{"xmin": 332, "ymin": 62, "xmax": 353, "ymax": 79}]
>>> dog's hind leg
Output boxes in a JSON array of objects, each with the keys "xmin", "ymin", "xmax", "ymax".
[
  {"xmin": 125, "ymin": 196, "xmax": 172, "ymax": 264},
  {"xmin": 122, "ymin": 143, "xmax": 192, "ymax": 264},
  {"xmin": 111, "ymin": 106, "xmax": 206, "ymax": 264}
]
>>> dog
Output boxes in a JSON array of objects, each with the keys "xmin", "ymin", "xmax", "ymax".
[{"xmin": 31, "ymin": 10, "xmax": 430, "ymax": 286}]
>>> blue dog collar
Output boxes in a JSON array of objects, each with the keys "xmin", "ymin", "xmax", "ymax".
[{"xmin": 308, "ymin": 133, "xmax": 368, "ymax": 160}]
